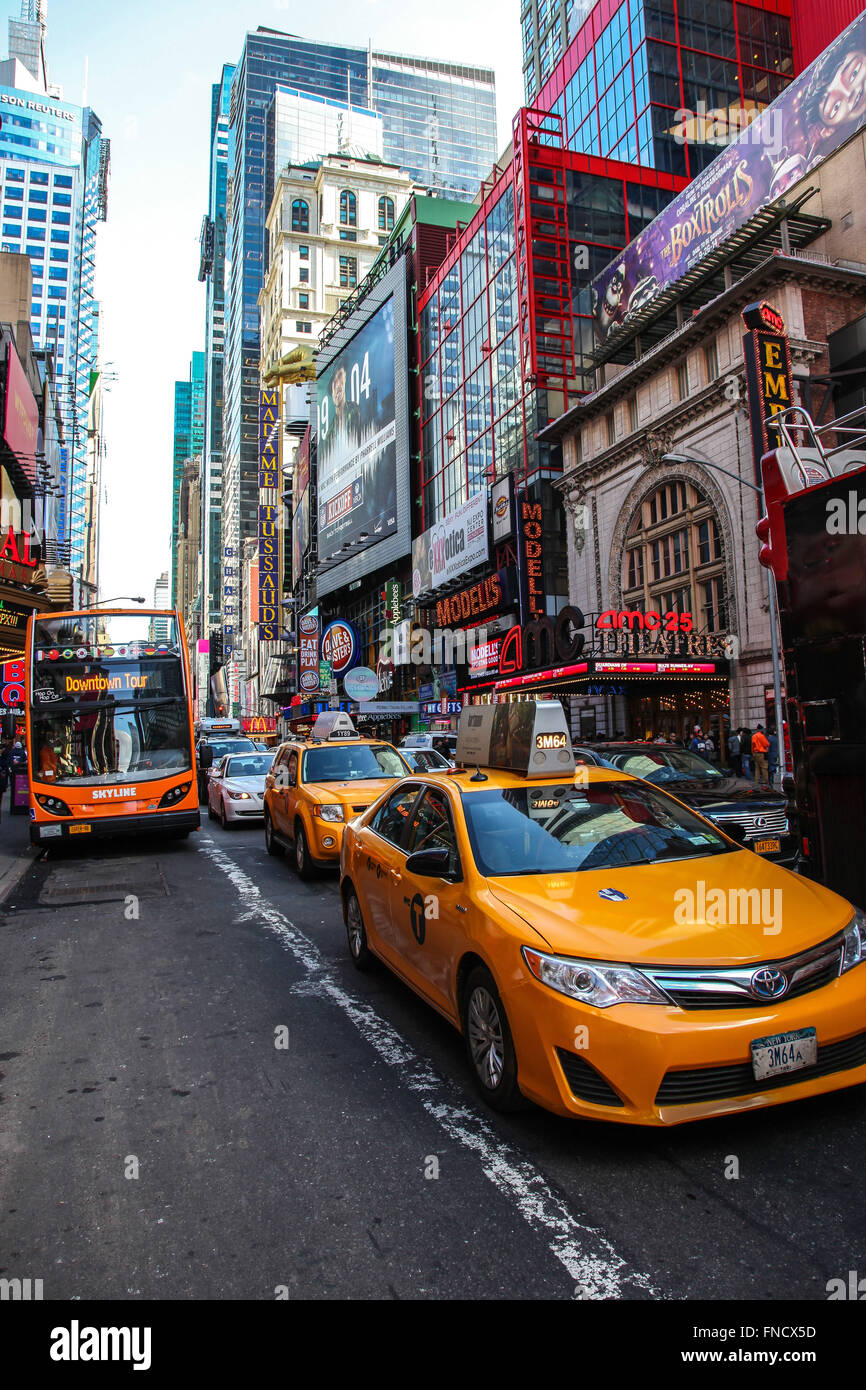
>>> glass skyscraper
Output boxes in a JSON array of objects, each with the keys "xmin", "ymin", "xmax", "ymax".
[
  {"xmin": 0, "ymin": 5, "xmax": 108, "ymax": 586},
  {"xmin": 199, "ymin": 62, "xmax": 234, "ymax": 632},
  {"xmin": 211, "ymin": 27, "xmax": 496, "ymax": 658},
  {"xmin": 171, "ymin": 351, "xmax": 205, "ymax": 608}
]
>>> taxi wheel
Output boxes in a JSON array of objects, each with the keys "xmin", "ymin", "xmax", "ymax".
[
  {"xmin": 264, "ymin": 811, "xmax": 282, "ymax": 857},
  {"xmin": 462, "ymin": 966, "xmax": 522, "ymax": 1112},
  {"xmin": 294, "ymin": 821, "xmax": 316, "ymax": 880},
  {"xmin": 345, "ymin": 888, "xmax": 375, "ymax": 972}
]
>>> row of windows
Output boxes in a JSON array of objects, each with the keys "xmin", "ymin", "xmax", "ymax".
[
  {"xmin": 1, "ymin": 206, "xmax": 71, "ymax": 223},
  {"xmin": 290, "ymin": 193, "xmax": 395, "ymax": 233},
  {"xmin": 3, "ymin": 169, "xmax": 73, "ymax": 187},
  {"xmin": 596, "ymin": 340, "xmax": 721, "ymax": 450},
  {"xmin": 2, "ymin": 225, "xmax": 70, "ymax": 244}
]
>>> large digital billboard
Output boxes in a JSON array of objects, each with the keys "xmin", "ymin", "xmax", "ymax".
[
  {"xmin": 591, "ymin": 9, "xmax": 866, "ymax": 342},
  {"xmin": 316, "ymin": 296, "xmax": 397, "ymax": 562}
]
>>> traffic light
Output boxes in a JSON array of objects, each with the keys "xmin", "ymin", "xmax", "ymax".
[{"xmin": 756, "ymin": 508, "xmax": 788, "ymax": 582}]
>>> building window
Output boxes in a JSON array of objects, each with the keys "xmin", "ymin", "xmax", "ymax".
[
  {"xmin": 377, "ymin": 235, "xmax": 389, "ymax": 246},
  {"xmin": 295, "ymin": 321, "xmax": 312, "ymax": 334},
  {"xmin": 704, "ymin": 340, "xmax": 719, "ymax": 382},
  {"xmin": 605, "ymin": 410, "xmax": 615, "ymax": 445},
  {"xmin": 676, "ymin": 361, "xmax": 689, "ymax": 400},
  {"xmin": 299, "ymin": 267, "xmax": 309, "ymax": 283},
  {"xmin": 299, "ymin": 244, "xmax": 309, "ymax": 258},
  {"xmin": 291, "ymin": 199, "xmax": 309, "ymax": 232},
  {"xmin": 30, "ymin": 171, "xmax": 48, "ymax": 185},
  {"xmin": 339, "ymin": 229, "xmax": 357, "ymax": 242},
  {"xmin": 628, "ymin": 395, "xmax": 638, "ymax": 432},
  {"xmin": 339, "ymin": 189, "xmax": 357, "ymax": 226},
  {"xmin": 621, "ymin": 481, "xmax": 726, "ymax": 630},
  {"xmin": 339, "ymin": 255, "xmax": 357, "ymax": 289},
  {"xmin": 299, "ymin": 292, "xmax": 309, "ymax": 307},
  {"xmin": 52, "ymin": 193, "xmax": 72, "ymax": 207},
  {"xmin": 53, "ymin": 175, "xmax": 72, "ymax": 187},
  {"xmin": 51, "ymin": 211, "xmax": 71, "ymax": 224},
  {"xmin": 378, "ymin": 195, "xmax": 395, "ymax": 232}
]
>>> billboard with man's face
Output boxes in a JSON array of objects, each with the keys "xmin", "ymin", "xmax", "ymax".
[
  {"xmin": 316, "ymin": 296, "xmax": 397, "ymax": 563},
  {"xmin": 591, "ymin": 9, "xmax": 866, "ymax": 342}
]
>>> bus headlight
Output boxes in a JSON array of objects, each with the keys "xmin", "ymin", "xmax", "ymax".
[
  {"xmin": 158, "ymin": 782, "xmax": 192, "ymax": 808},
  {"xmin": 36, "ymin": 793, "xmax": 71, "ymax": 816}
]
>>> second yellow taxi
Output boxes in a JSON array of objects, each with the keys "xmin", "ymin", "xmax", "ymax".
[{"xmin": 263, "ymin": 711, "xmax": 409, "ymax": 877}]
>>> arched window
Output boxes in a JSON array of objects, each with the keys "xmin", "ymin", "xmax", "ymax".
[
  {"xmin": 621, "ymin": 480, "xmax": 727, "ymax": 632},
  {"xmin": 291, "ymin": 199, "xmax": 309, "ymax": 233},
  {"xmin": 339, "ymin": 189, "xmax": 357, "ymax": 227},
  {"xmin": 378, "ymin": 196, "xmax": 395, "ymax": 232}
]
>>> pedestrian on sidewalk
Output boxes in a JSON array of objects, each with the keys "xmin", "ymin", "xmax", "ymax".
[
  {"xmin": 740, "ymin": 727, "xmax": 753, "ymax": 779},
  {"xmin": 728, "ymin": 728, "xmax": 741, "ymax": 776},
  {"xmin": 0, "ymin": 739, "xmax": 11, "ymax": 823},
  {"xmin": 752, "ymin": 725, "xmax": 770, "ymax": 787}
]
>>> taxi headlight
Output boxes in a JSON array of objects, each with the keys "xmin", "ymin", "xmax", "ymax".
[
  {"xmin": 840, "ymin": 909, "xmax": 866, "ymax": 974},
  {"xmin": 522, "ymin": 947, "xmax": 670, "ymax": 1008},
  {"xmin": 314, "ymin": 804, "xmax": 344, "ymax": 822}
]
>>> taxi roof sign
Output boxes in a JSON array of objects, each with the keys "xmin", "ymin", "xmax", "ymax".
[
  {"xmin": 456, "ymin": 700, "xmax": 575, "ymax": 778},
  {"xmin": 311, "ymin": 711, "xmax": 358, "ymax": 741}
]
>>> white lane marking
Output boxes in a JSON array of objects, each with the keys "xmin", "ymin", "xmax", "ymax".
[{"xmin": 200, "ymin": 836, "xmax": 661, "ymax": 1299}]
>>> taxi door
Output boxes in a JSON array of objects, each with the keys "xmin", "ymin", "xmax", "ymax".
[
  {"xmin": 353, "ymin": 783, "xmax": 423, "ymax": 955},
  {"xmin": 270, "ymin": 747, "xmax": 299, "ymax": 837},
  {"xmin": 391, "ymin": 785, "xmax": 467, "ymax": 1020}
]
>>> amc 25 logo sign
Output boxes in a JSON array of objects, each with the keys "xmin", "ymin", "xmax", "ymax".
[
  {"xmin": 597, "ymin": 609, "xmax": 694, "ymax": 633},
  {"xmin": 498, "ymin": 606, "xmax": 585, "ymax": 675}
]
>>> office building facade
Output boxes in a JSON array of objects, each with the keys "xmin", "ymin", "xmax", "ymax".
[
  {"xmin": 0, "ymin": 3, "xmax": 108, "ymax": 593},
  {"xmin": 215, "ymin": 28, "xmax": 496, "ymax": 659},
  {"xmin": 171, "ymin": 350, "xmax": 205, "ymax": 608}
]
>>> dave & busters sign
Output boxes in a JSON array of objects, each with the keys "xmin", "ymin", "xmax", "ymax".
[{"xmin": 321, "ymin": 619, "xmax": 360, "ymax": 676}]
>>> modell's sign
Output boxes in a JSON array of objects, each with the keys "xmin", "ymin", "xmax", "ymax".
[
  {"xmin": 434, "ymin": 568, "xmax": 515, "ymax": 628},
  {"xmin": 412, "ymin": 492, "xmax": 488, "ymax": 596}
]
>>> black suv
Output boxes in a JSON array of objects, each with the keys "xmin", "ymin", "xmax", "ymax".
[{"xmin": 574, "ymin": 742, "xmax": 798, "ymax": 870}]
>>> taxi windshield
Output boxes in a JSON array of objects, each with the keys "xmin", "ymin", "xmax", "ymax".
[
  {"xmin": 461, "ymin": 780, "xmax": 734, "ymax": 876},
  {"xmin": 303, "ymin": 743, "xmax": 409, "ymax": 782}
]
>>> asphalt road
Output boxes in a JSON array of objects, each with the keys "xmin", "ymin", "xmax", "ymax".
[{"xmin": 1, "ymin": 820, "xmax": 864, "ymax": 1301}]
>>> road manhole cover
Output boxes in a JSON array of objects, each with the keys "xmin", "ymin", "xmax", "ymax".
[{"xmin": 39, "ymin": 858, "xmax": 170, "ymax": 906}]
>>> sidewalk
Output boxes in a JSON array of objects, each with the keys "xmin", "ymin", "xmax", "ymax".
[{"xmin": 0, "ymin": 809, "xmax": 36, "ymax": 905}]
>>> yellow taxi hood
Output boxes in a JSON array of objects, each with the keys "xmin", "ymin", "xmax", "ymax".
[
  {"xmin": 486, "ymin": 852, "xmax": 854, "ymax": 966},
  {"xmin": 304, "ymin": 779, "xmax": 395, "ymax": 806}
]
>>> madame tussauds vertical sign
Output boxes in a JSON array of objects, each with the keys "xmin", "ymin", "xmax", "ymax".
[{"xmin": 258, "ymin": 388, "xmax": 279, "ymax": 641}]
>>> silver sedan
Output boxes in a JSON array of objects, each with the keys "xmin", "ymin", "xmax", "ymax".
[{"xmin": 207, "ymin": 752, "xmax": 275, "ymax": 829}]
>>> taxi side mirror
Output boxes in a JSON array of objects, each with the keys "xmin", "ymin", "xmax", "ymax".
[
  {"xmin": 199, "ymin": 746, "xmax": 214, "ymax": 769},
  {"xmin": 405, "ymin": 847, "xmax": 455, "ymax": 879}
]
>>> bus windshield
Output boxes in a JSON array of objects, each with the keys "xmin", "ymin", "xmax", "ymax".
[{"xmin": 30, "ymin": 614, "xmax": 192, "ymax": 787}]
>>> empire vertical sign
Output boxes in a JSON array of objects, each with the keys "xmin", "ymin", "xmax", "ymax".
[
  {"xmin": 258, "ymin": 388, "xmax": 279, "ymax": 641},
  {"xmin": 742, "ymin": 301, "xmax": 793, "ymax": 481}
]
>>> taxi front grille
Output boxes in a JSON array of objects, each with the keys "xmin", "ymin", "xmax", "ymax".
[
  {"xmin": 641, "ymin": 936, "xmax": 844, "ymax": 1010},
  {"xmin": 555, "ymin": 1048, "xmax": 624, "ymax": 1107},
  {"xmin": 655, "ymin": 1029, "xmax": 866, "ymax": 1105}
]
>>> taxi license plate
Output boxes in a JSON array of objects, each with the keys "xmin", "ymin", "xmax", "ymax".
[
  {"xmin": 751, "ymin": 1027, "xmax": 817, "ymax": 1082},
  {"xmin": 753, "ymin": 837, "xmax": 780, "ymax": 854},
  {"xmin": 69, "ymin": 824, "xmax": 92, "ymax": 835}
]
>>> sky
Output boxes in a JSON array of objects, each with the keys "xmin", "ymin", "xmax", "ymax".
[{"xmin": 5, "ymin": 0, "xmax": 525, "ymax": 605}]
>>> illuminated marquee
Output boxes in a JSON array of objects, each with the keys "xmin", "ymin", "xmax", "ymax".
[{"xmin": 258, "ymin": 388, "xmax": 279, "ymax": 641}]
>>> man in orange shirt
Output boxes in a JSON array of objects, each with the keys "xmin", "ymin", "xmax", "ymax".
[{"xmin": 752, "ymin": 724, "xmax": 770, "ymax": 787}]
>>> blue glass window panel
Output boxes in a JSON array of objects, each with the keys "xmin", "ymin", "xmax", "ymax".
[
  {"xmin": 3, "ymin": 206, "xmax": 22, "ymax": 218},
  {"xmin": 51, "ymin": 230, "xmax": 69, "ymax": 242},
  {"xmin": 27, "ymin": 209, "xmax": 46, "ymax": 221},
  {"xmin": 28, "ymin": 190, "xmax": 48, "ymax": 203},
  {"xmin": 27, "ymin": 226, "xmax": 46, "ymax": 239},
  {"xmin": 5, "ymin": 187, "xmax": 23, "ymax": 200},
  {"xmin": 51, "ymin": 211, "xmax": 71, "ymax": 224},
  {"xmin": 53, "ymin": 175, "xmax": 73, "ymax": 187}
]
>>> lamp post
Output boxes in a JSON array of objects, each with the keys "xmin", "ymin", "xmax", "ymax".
[
  {"xmin": 660, "ymin": 451, "xmax": 785, "ymax": 789},
  {"xmin": 80, "ymin": 595, "xmax": 146, "ymax": 607}
]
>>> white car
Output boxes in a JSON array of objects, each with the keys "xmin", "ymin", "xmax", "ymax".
[
  {"xmin": 207, "ymin": 751, "xmax": 274, "ymax": 828},
  {"xmin": 399, "ymin": 732, "xmax": 458, "ymax": 765}
]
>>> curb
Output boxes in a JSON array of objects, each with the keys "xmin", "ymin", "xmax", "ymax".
[{"xmin": 0, "ymin": 843, "xmax": 38, "ymax": 907}]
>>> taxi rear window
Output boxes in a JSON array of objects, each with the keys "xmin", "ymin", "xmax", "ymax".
[
  {"xmin": 461, "ymin": 781, "xmax": 733, "ymax": 876},
  {"xmin": 303, "ymin": 743, "xmax": 409, "ymax": 782}
]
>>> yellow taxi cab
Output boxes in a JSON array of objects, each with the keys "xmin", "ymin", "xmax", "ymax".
[
  {"xmin": 263, "ymin": 712, "xmax": 410, "ymax": 878},
  {"xmin": 339, "ymin": 701, "xmax": 866, "ymax": 1125}
]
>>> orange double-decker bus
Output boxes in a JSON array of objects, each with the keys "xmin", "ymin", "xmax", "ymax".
[{"xmin": 25, "ymin": 608, "xmax": 200, "ymax": 846}]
